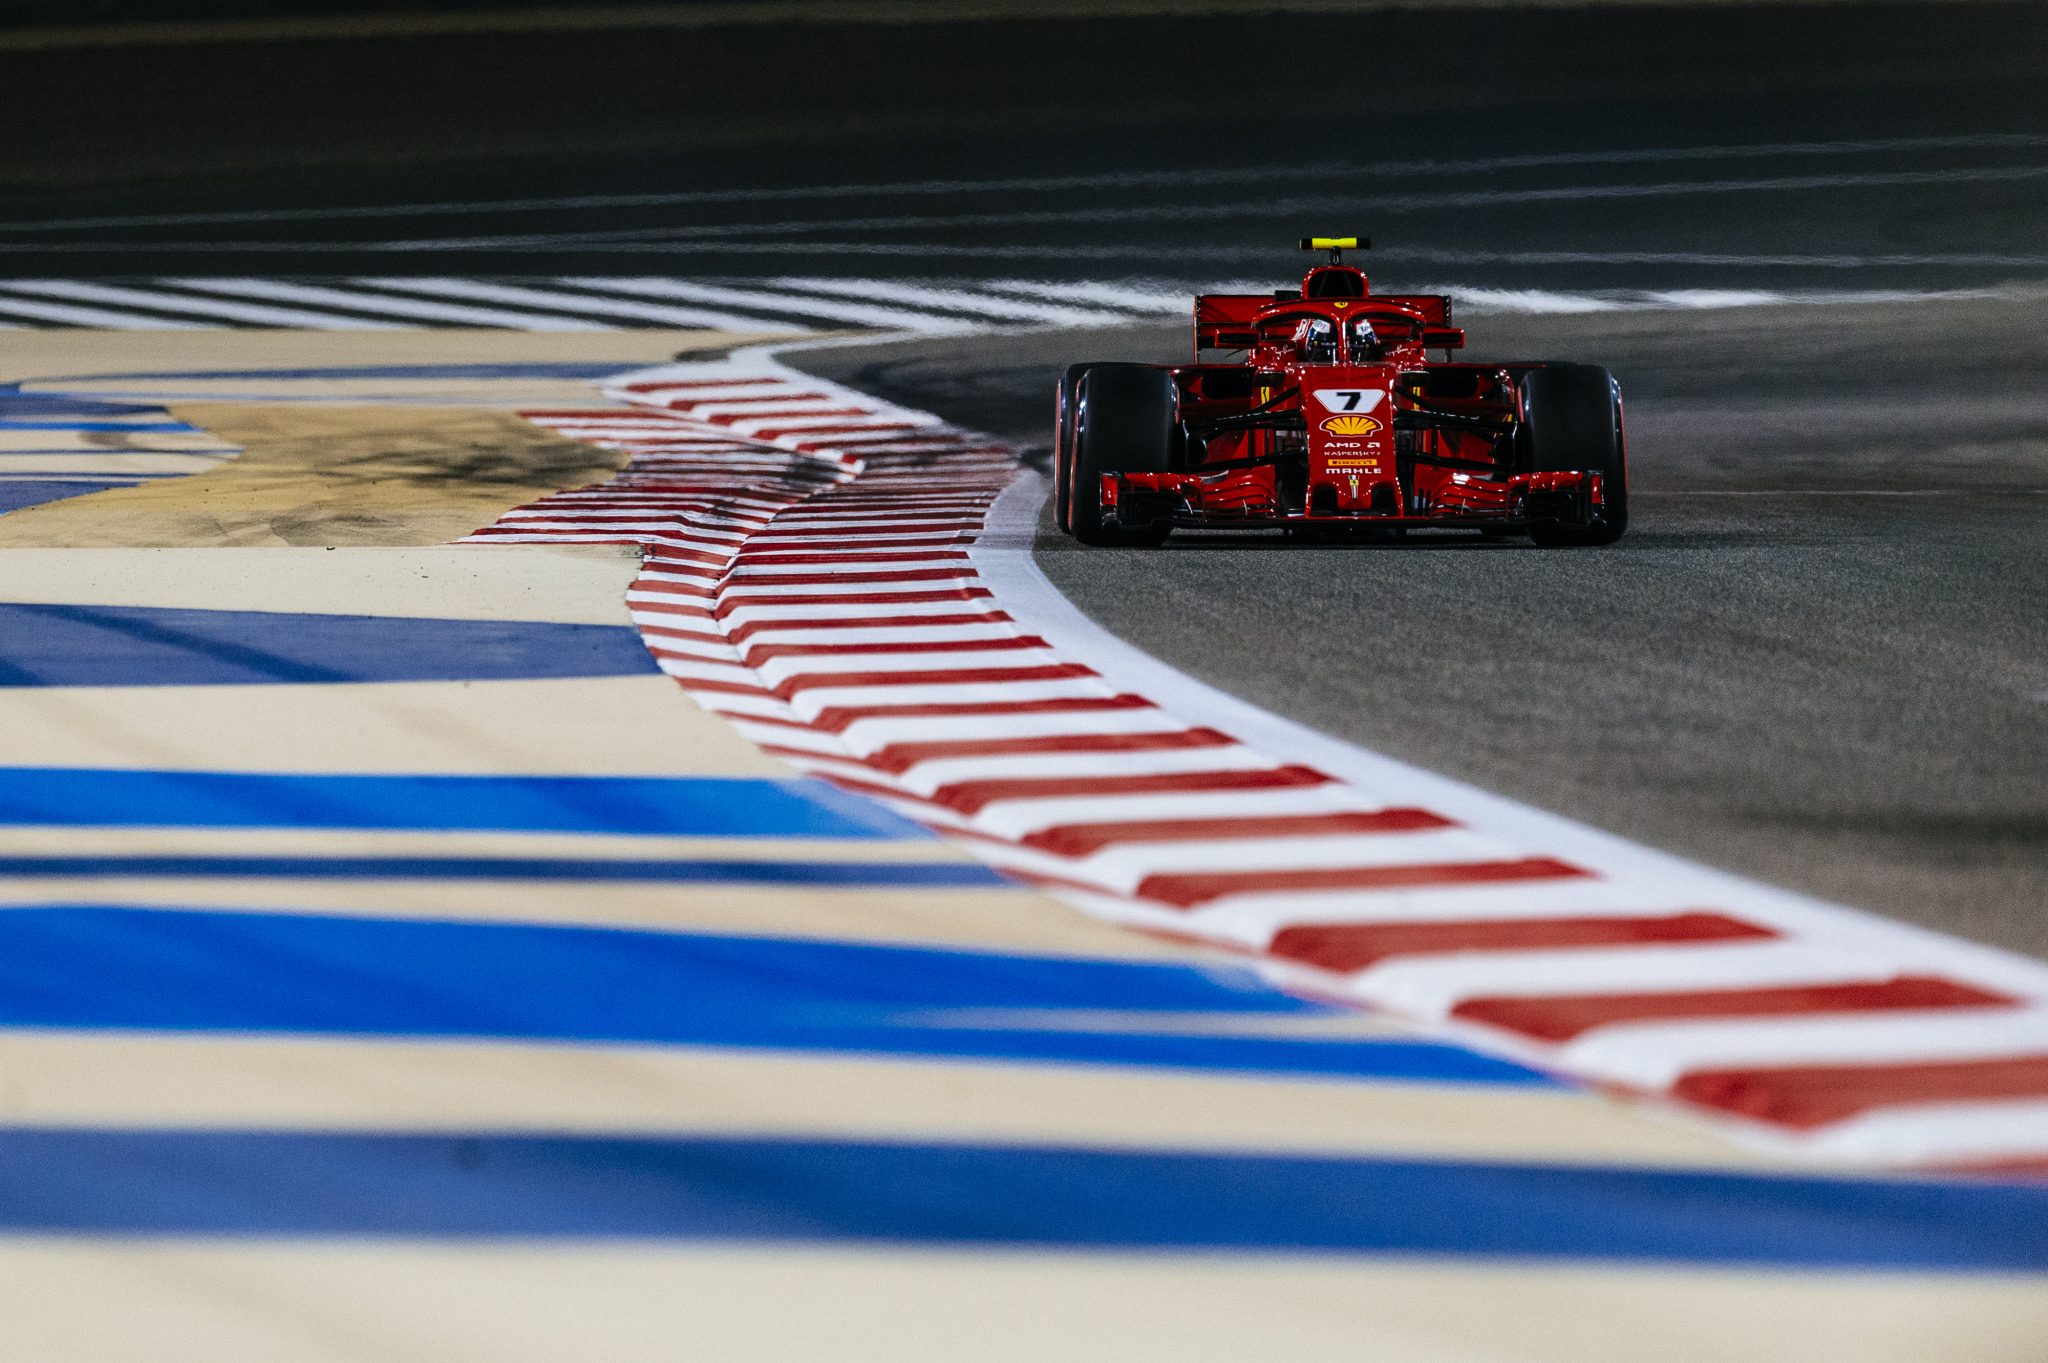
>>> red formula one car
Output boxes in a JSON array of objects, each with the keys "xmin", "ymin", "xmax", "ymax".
[{"xmin": 1054, "ymin": 238, "xmax": 1627, "ymax": 547}]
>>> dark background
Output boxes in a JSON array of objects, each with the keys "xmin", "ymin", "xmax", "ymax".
[{"xmin": 0, "ymin": 2, "xmax": 2044, "ymax": 288}]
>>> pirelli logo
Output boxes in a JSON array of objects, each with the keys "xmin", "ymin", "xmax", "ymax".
[{"xmin": 1325, "ymin": 457, "xmax": 1381, "ymax": 469}]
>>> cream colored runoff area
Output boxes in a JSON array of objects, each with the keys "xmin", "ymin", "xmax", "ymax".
[
  {"xmin": 5, "ymin": 1243, "xmax": 2045, "ymax": 1363},
  {"xmin": 0, "ymin": 876, "xmax": 1161, "ymax": 956},
  {"xmin": 0, "ymin": 1030, "xmax": 1756, "ymax": 1168},
  {"xmin": 0, "ymin": 545, "xmax": 653, "ymax": 623}
]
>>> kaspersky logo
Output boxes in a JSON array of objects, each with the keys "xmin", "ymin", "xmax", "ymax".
[{"xmin": 1319, "ymin": 414, "xmax": 1383, "ymax": 436}]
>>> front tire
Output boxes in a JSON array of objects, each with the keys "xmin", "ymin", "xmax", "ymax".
[
  {"xmin": 1070, "ymin": 364, "xmax": 1176, "ymax": 547},
  {"xmin": 1521, "ymin": 364, "xmax": 1628, "ymax": 547}
]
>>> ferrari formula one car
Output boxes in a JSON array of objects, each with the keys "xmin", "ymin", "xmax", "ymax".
[{"xmin": 1053, "ymin": 238, "xmax": 1627, "ymax": 546}]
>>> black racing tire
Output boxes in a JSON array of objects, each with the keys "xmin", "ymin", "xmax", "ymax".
[
  {"xmin": 1521, "ymin": 363, "xmax": 1628, "ymax": 547},
  {"xmin": 1070, "ymin": 363, "xmax": 1176, "ymax": 547},
  {"xmin": 1053, "ymin": 362, "xmax": 1092, "ymax": 534}
]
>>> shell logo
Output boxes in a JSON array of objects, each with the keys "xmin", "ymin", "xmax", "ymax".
[{"xmin": 1319, "ymin": 414, "xmax": 1383, "ymax": 436}]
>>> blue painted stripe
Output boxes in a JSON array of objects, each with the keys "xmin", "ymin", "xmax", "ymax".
[
  {"xmin": 0, "ymin": 907, "xmax": 1540, "ymax": 1084},
  {"xmin": 0, "ymin": 480, "xmax": 139, "ymax": 512},
  {"xmin": 0, "ymin": 769, "xmax": 929, "ymax": 839},
  {"xmin": 2, "ymin": 1130, "xmax": 2042, "ymax": 1269},
  {"xmin": 0, "ymin": 603, "xmax": 660, "ymax": 686},
  {"xmin": 0, "ymin": 421, "xmax": 192, "ymax": 432},
  {"xmin": 0, "ymin": 393, "xmax": 165, "ymax": 417},
  {"xmin": 0, "ymin": 855, "xmax": 1003, "ymax": 886}
]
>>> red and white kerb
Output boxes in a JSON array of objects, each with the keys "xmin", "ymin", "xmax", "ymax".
[{"xmin": 468, "ymin": 350, "xmax": 2048, "ymax": 1178}]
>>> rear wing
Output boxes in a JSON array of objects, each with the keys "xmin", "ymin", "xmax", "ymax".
[
  {"xmin": 1373, "ymin": 294, "xmax": 1466, "ymax": 350},
  {"xmin": 1195, "ymin": 291, "xmax": 1466, "ymax": 354},
  {"xmin": 1194, "ymin": 294, "xmax": 1272, "ymax": 352}
]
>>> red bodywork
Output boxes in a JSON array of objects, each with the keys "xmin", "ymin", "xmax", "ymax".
[{"xmin": 1081, "ymin": 261, "xmax": 1621, "ymax": 533}]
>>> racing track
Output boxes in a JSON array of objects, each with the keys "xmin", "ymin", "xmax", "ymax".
[
  {"xmin": 1, "ymin": 4, "xmax": 2045, "ymax": 1355},
  {"xmin": 790, "ymin": 294, "xmax": 2048, "ymax": 962}
]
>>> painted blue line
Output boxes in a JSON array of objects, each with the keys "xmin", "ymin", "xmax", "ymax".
[
  {"xmin": 0, "ymin": 769, "xmax": 927, "ymax": 839},
  {"xmin": 0, "ymin": 421, "xmax": 193, "ymax": 432},
  {"xmin": 0, "ymin": 855, "xmax": 1003, "ymax": 886},
  {"xmin": 1, "ymin": 1130, "xmax": 2042, "ymax": 1269},
  {"xmin": 0, "ymin": 603, "xmax": 661, "ymax": 686},
  {"xmin": 0, "ymin": 481, "xmax": 140, "ymax": 512},
  {"xmin": 0, "ymin": 393, "xmax": 166, "ymax": 418},
  {"xmin": 0, "ymin": 907, "xmax": 1541, "ymax": 1085}
]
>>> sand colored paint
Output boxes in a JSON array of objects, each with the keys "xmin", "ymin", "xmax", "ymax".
[
  {"xmin": 0, "ymin": 545, "xmax": 648, "ymax": 623},
  {"xmin": 2, "ymin": 1242, "xmax": 2042, "ymax": 1363}
]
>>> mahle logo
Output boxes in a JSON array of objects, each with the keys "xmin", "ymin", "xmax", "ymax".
[{"xmin": 1319, "ymin": 414, "xmax": 1383, "ymax": 436}]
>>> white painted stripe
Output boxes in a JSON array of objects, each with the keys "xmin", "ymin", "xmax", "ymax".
[
  {"xmin": 0, "ymin": 291, "xmax": 205, "ymax": 329},
  {"xmin": 652, "ymin": 658, "xmax": 766, "ymax": 687},
  {"xmin": 715, "ymin": 577, "xmax": 981, "ymax": 598},
  {"xmin": 771, "ymin": 276, "xmax": 1134, "ymax": 327},
  {"xmin": 1353, "ymin": 944, "xmax": 1904, "ymax": 1018},
  {"xmin": 747, "ymin": 648, "xmax": 1065, "ymax": 684},
  {"xmin": 727, "ymin": 557, "xmax": 972, "ymax": 578},
  {"xmin": 946, "ymin": 787, "xmax": 1378, "ymax": 841},
  {"xmin": 565, "ymin": 276, "xmax": 985, "ymax": 336},
  {"xmin": 828, "ymin": 707, "xmax": 1183, "ymax": 751},
  {"xmin": 1804, "ymin": 1099, "xmax": 2048, "ymax": 1166},
  {"xmin": 715, "ymin": 601, "xmax": 1007, "ymax": 627},
  {"xmin": 1, "ymin": 278, "xmax": 403, "ymax": 328},
  {"xmin": 985, "ymin": 278, "xmax": 1191, "ymax": 313},
  {"xmin": 1564, "ymin": 1010, "xmax": 2048, "ymax": 1089},
  {"xmin": 174, "ymin": 277, "xmax": 609, "ymax": 330},
  {"xmin": 880, "ymin": 745, "xmax": 1288, "ymax": 796},
  {"xmin": 1071, "ymin": 829, "xmax": 1511, "ymax": 884},
  {"xmin": 737, "ymin": 623, "xmax": 1020, "ymax": 648},
  {"xmin": 354, "ymin": 276, "xmax": 812, "ymax": 332},
  {"xmin": 722, "ymin": 414, "xmax": 925, "ymax": 437},
  {"xmin": 775, "ymin": 678, "xmax": 1110, "ymax": 716},
  {"xmin": 753, "ymin": 530, "xmax": 978, "ymax": 546},
  {"xmin": 683, "ymin": 398, "xmax": 860, "ymax": 418}
]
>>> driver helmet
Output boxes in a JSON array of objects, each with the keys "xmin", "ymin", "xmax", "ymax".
[
  {"xmin": 1291, "ymin": 316, "xmax": 1337, "ymax": 363},
  {"xmin": 1350, "ymin": 315, "xmax": 1385, "ymax": 360}
]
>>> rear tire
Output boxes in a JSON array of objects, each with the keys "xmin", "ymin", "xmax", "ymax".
[
  {"xmin": 1071, "ymin": 364, "xmax": 1176, "ymax": 547},
  {"xmin": 1521, "ymin": 364, "xmax": 1627, "ymax": 547},
  {"xmin": 1053, "ymin": 362, "xmax": 1091, "ymax": 533}
]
